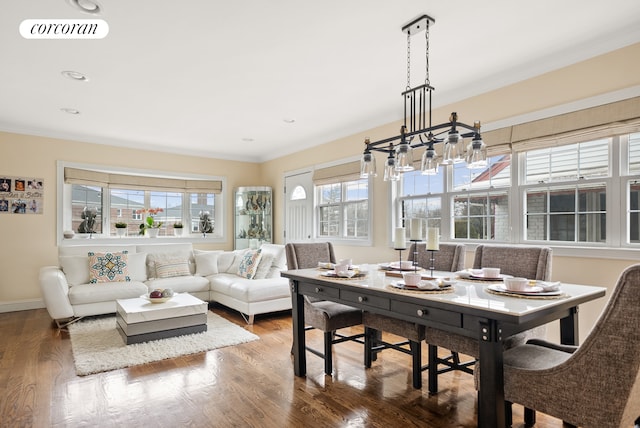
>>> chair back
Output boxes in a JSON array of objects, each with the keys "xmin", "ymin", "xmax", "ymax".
[
  {"xmin": 508, "ymin": 264, "xmax": 640, "ymax": 427},
  {"xmin": 408, "ymin": 243, "xmax": 465, "ymax": 272},
  {"xmin": 285, "ymin": 242, "xmax": 336, "ymax": 270},
  {"xmin": 472, "ymin": 245, "xmax": 552, "ymax": 280}
]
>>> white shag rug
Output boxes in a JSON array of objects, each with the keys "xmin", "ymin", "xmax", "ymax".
[{"xmin": 68, "ymin": 312, "xmax": 259, "ymax": 376}]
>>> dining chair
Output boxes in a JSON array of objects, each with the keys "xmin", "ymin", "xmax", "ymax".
[
  {"xmin": 425, "ymin": 245, "xmax": 552, "ymax": 393},
  {"xmin": 284, "ymin": 242, "xmax": 364, "ymax": 376},
  {"xmin": 501, "ymin": 263, "xmax": 640, "ymax": 428},
  {"xmin": 363, "ymin": 243, "xmax": 465, "ymax": 389}
]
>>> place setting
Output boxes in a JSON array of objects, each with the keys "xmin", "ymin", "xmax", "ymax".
[
  {"xmin": 456, "ymin": 267, "xmax": 513, "ymax": 282},
  {"xmin": 387, "ymin": 271, "xmax": 456, "ymax": 294},
  {"xmin": 485, "ymin": 276, "xmax": 566, "ymax": 299},
  {"xmin": 318, "ymin": 258, "xmax": 368, "ymax": 279}
]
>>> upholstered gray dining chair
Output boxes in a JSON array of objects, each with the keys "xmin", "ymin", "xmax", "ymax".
[
  {"xmin": 425, "ymin": 245, "xmax": 552, "ymax": 392},
  {"xmin": 501, "ymin": 263, "xmax": 640, "ymax": 428},
  {"xmin": 285, "ymin": 242, "xmax": 364, "ymax": 376},
  {"xmin": 363, "ymin": 243, "xmax": 466, "ymax": 389}
]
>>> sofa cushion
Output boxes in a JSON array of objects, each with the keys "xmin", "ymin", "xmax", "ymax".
[
  {"xmin": 127, "ymin": 252, "xmax": 148, "ymax": 282},
  {"xmin": 155, "ymin": 258, "xmax": 191, "ymax": 278},
  {"xmin": 259, "ymin": 244, "xmax": 286, "ymax": 270},
  {"xmin": 147, "ymin": 251, "xmax": 193, "ymax": 279},
  {"xmin": 209, "ymin": 274, "xmax": 290, "ymax": 303},
  {"xmin": 68, "ymin": 281, "xmax": 148, "ymax": 305},
  {"xmin": 88, "ymin": 251, "xmax": 130, "ymax": 283},
  {"xmin": 253, "ymin": 253, "xmax": 274, "ymax": 280},
  {"xmin": 225, "ymin": 249, "xmax": 249, "ymax": 274},
  {"xmin": 237, "ymin": 249, "xmax": 262, "ymax": 279},
  {"xmin": 145, "ymin": 275, "xmax": 210, "ymax": 294},
  {"xmin": 59, "ymin": 255, "xmax": 90, "ymax": 286},
  {"xmin": 194, "ymin": 250, "xmax": 223, "ymax": 276}
]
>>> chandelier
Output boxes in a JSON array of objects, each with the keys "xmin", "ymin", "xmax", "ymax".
[{"xmin": 360, "ymin": 14, "xmax": 486, "ymax": 181}]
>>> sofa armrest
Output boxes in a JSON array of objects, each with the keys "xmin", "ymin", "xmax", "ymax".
[{"xmin": 39, "ymin": 266, "xmax": 74, "ymax": 320}]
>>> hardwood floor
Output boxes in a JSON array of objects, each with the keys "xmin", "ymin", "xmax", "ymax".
[{"xmin": 0, "ymin": 306, "xmax": 565, "ymax": 428}]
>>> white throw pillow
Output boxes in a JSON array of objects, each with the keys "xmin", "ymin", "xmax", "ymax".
[
  {"xmin": 127, "ymin": 252, "xmax": 148, "ymax": 281},
  {"xmin": 155, "ymin": 258, "xmax": 191, "ymax": 278},
  {"xmin": 59, "ymin": 255, "xmax": 90, "ymax": 285},
  {"xmin": 195, "ymin": 251, "xmax": 221, "ymax": 276},
  {"xmin": 253, "ymin": 253, "xmax": 274, "ymax": 280},
  {"xmin": 148, "ymin": 251, "xmax": 192, "ymax": 279},
  {"xmin": 259, "ymin": 244, "xmax": 286, "ymax": 269},
  {"xmin": 226, "ymin": 249, "xmax": 249, "ymax": 274}
]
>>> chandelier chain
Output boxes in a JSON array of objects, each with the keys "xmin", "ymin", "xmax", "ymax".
[
  {"xmin": 425, "ymin": 18, "xmax": 430, "ymax": 86},
  {"xmin": 406, "ymin": 29, "xmax": 411, "ymax": 90}
]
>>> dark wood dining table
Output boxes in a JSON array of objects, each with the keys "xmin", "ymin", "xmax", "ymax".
[{"xmin": 281, "ymin": 266, "xmax": 606, "ymax": 428}]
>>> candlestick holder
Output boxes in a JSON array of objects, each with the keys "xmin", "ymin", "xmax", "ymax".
[
  {"xmin": 428, "ymin": 249, "xmax": 439, "ymax": 277},
  {"xmin": 410, "ymin": 239, "xmax": 421, "ymax": 273},
  {"xmin": 393, "ymin": 247, "xmax": 406, "ymax": 269}
]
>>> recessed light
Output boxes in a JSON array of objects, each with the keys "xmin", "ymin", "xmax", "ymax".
[
  {"xmin": 283, "ymin": 118, "xmax": 296, "ymax": 124},
  {"xmin": 242, "ymin": 138, "xmax": 254, "ymax": 142},
  {"xmin": 61, "ymin": 70, "xmax": 89, "ymax": 82},
  {"xmin": 61, "ymin": 108, "xmax": 80, "ymax": 115},
  {"xmin": 65, "ymin": 0, "xmax": 102, "ymax": 15}
]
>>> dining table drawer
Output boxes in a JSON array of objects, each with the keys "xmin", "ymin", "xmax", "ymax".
[
  {"xmin": 391, "ymin": 301, "xmax": 462, "ymax": 327},
  {"xmin": 341, "ymin": 289, "xmax": 390, "ymax": 310},
  {"xmin": 298, "ymin": 282, "xmax": 340, "ymax": 299}
]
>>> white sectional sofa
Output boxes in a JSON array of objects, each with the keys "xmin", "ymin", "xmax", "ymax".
[{"xmin": 39, "ymin": 242, "xmax": 290, "ymax": 327}]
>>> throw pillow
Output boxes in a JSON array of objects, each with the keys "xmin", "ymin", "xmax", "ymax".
[
  {"xmin": 59, "ymin": 255, "xmax": 90, "ymax": 285},
  {"xmin": 127, "ymin": 252, "xmax": 148, "ymax": 282},
  {"xmin": 253, "ymin": 253, "xmax": 274, "ymax": 280},
  {"xmin": 195, "ymin": 251, "xmax": 221, "ymax": 276},
  {"xmin": 155, "ymin": 258, "xmax": 191, "ymax": 278},
  {"xmin": 88, "ymin": 251, "xmax": 130, "ymax": 283},
  {"xmin": 237, "ymin": 249, "xmax": 263, "ymax": 279},
  {"xmin": 147, "ymin": 251, "xmax": 193, "ymax": 279},
  {"xmin": 226, "ymin": 249, "xmax": 249, "ymax": 274}
]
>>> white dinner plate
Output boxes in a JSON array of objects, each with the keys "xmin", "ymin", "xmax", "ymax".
[{"xmin": 487, "ymin": 284, "xmax": 563, "ymax": 296}]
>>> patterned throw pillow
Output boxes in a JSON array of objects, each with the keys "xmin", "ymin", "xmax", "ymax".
[
  {"xmin": 155, "ymin": 258, "xmax": 191, "ymax": 278},
  {"xmin": 88, "ymin": 251, "xmax": 130, "ymax": 283},
  {"xmin": 237, "ymin": 249, "xmax": 263, "ymax": 279}
]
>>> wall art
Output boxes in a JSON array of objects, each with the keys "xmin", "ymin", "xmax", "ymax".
[{"xmin": 0, "ymin": 176, "xmax": 44, "ymax": 214}]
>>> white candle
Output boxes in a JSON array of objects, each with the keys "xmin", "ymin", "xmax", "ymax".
[
  {"xmin": 394, "ymin": 227, "xmax": 407, "ymax": 249},
  {"xmin": 410, "ymin": 218, "xmax": 422, "ymax": 241},
  {"xmin": 427, "ymin": 227, "xmax": 440, "ymax": 250}
]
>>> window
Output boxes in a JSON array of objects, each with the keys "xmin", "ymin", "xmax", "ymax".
[
  {"xmin": 317, "ymin": 179, "xmax": 369, "ymax": 240},
  {"xmin": 523, "ymin": 141, "xmax": 609, "ymax": 243},
  {"xmin": 60, "ymin": 163, "xmax": 224, "ymax": 241},
  {"xmin": 398, "ymin": 170, "xmax": 444, "ymax": 235},
  {"xmin": 397, "ymin": 153, "xmax": 511, "ymax": 242}
]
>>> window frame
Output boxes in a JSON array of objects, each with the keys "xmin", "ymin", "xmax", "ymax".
[
  {"xmin": 314, "ymin": 175, "xmax": 373, "ymax": 246},
  {"xmin": 57, "ymin": 161, "xmax": 226, "ymax": 245}
]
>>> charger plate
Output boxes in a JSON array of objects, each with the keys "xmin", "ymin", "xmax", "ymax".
[
  {"xmin": 485, "ymin": 286, "xmax": 568, "ymax": 300},
  {"xmin": 386, "ymin": 282, "xmax": 454, "ymax": 294}
]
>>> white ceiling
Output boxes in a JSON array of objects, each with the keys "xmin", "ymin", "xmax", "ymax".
[{"xmin": 2, "ymin": 1, "xmax": 640, "ymax": 162}]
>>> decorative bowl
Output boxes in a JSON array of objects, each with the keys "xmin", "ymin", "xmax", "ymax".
[{"xmin": 141, "ymin": 293, "xmax": 174, "ymax": 304}]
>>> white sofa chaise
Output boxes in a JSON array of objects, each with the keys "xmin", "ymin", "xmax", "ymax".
[{"xmin": 39, "ymin": 242, "xmax": 290, "ymax": 327}]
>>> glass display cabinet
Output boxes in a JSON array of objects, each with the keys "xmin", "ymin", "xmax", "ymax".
[{"xmin": 234, "ymin": 186, "xmax": 272, "ymax": 250}]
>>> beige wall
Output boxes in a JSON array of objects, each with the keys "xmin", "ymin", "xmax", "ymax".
[
  {"xmin": 0, "ymin": 132, "xmax": 261, "ymax": 303},
  {"xmin": 262, "ymin": 42, "xmax": 640, "ymax": 340},
  {"xmin": 2, "ymin": 42, "xmax": 640, "ymax": 340}
]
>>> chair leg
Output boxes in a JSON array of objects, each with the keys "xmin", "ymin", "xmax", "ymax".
[
  {"xmin": 410, "ymin": 340, "xmax": 422, "ymax": 389},
  {"xmin": 505, "ymin": 401, "xmax": 513, "ymax": 427},
  {"xmin": 428, "ymin": 344, "xmax": 438, "ymax": 393},
  {"xmin": 524, "ymin": 407, "xmax": 536, "ymax": 427},
  {"xmin": 324, "ymin": 331, "xmax": 333, "ymax": 375}
]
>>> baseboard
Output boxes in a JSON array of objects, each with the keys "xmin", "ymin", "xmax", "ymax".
[{"xmin": 0, "ymin": 299, "xmax": 45, "ymax": 313}]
